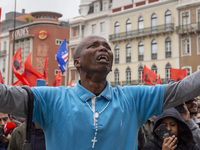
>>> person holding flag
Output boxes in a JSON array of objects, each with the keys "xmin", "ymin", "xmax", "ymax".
[{"xmin": 1, "ymin": 35, "xmax": 200, "ymax": 150}]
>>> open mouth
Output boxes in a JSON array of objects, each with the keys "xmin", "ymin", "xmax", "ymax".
[{"xmin": 97, "ymin": 55, "xmax": 109, "ymax": 62}]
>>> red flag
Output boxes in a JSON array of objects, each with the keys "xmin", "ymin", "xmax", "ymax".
[
  {"xmin": 22, "ymin": 53, "xmax": 44, "ymax": 87},
  {"xmin": 155, "ymin": 75, "xmax": 161, "ymax": 85},
  {"xmin": 12, "ymin": 80, "xmax": 23, "ymax": 86},
  {"xmin": 52, "ymin": 71, "xmax": 62, "ymax": 87},
  {"xmin": 142, "ymin": 65, "xmax": 158, "ymax": 85},
  {"xmin": 12, "ymin": 47, "xmax": 26, "ymax": 84},
  {"xmin": 68, "ymin": 79, "xmax": 72, "ymax": 87},
  {"xmin": 43, "ymin": 55, "xmax": 48, "ymax": 81},
  {"xmin": 0, "ymin": 71, "xmax": 4, "ymax": 84},
  {"xmin": 170, "ymin": 68, "xmax": 188, "ymax": 82}
]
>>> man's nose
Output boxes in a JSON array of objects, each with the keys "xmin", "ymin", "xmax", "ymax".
[
  {"xmin": 0, "ymin": 120, "xmax": 5, "ymax": 127},
  {"xmin": 99, "ymin": 45, "xmax": 107, "ymax": 51}
]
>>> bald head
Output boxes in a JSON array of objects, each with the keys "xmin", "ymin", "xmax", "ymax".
[{"xmin": 74, "ymin": 35, "xmax": 107, "ymax": 59}]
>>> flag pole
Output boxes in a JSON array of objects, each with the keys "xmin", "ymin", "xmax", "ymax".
[{"xmin": 11, "ymin": 0, "xmax": 17, "ymax": 84}]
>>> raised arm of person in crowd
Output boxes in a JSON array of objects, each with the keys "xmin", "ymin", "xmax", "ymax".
[
  {"xmin": 163, "ymin": 70, "xmax": 200, "ymax": 110},
  {"xmin": 0, "ymin": 85, "xmax": 28, "ymax": 118}
]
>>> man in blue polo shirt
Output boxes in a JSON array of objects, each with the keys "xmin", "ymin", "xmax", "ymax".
[{"xmin": 1, "ymin": 35, "xmax": 200, "ymax": 150}]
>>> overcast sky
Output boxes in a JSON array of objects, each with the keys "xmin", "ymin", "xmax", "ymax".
[{"xmin": 0, "ymin": 0, "xmax": 80, "ymax": 21}]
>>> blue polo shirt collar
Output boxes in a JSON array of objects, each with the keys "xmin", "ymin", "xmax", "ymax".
[{"xmin": 74, "ymin": 80, "xmax": 112, "ymax": 102}]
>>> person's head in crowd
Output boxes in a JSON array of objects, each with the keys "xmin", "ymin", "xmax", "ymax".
[
  {"xmin": 197, "ymin": 103, "xmax": 200, "ymax": 120},
  {"xmin": 144, "ymin": 108, "xmax": 200, "ymax": 149},
  {"xmin": 185, "ymin": 98, "xmax": 198, "ymax": 114},
  {"xmin": 0, "ymin": 113, "xmax": 11, "ymax": 128}
]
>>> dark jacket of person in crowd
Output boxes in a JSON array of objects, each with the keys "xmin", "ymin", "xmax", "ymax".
[
  {"xmin": 7, "ymin": 122, "xmax": 45, "ymax": 150},
  {"xmin": 143, "ymin": 108, "xmax": 200, "ymax": 150}
]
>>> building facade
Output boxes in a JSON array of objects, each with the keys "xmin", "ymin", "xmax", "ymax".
[
  {"xmin": 176, "ymin": 0, "xmax": 200, "ymax": 75},
  {"xmin": 7, "ymin": 11, "xmax": 70, "ymax": 86},
  {"xmin": 109, "ymin": 0, "xmax": 179, "ymax": 86}
]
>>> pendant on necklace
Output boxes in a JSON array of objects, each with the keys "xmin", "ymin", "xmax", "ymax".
[{"xmin": 95, "ymin": 112, "xmax": 99, "ymax": 119}]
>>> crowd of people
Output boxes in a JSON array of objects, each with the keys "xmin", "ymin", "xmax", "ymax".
[
  {"xmin": 1, "ymin": 35, "xmax": 200, "ymax": 150},
  {"xmin": 139, "ymin": 97, "xmax": 200, "ymax": 150}
]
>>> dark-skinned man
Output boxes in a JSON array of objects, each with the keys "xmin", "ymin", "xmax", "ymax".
[{"xmin": 1, "ymin": 35, "xmax": 200, "ymax": 150}]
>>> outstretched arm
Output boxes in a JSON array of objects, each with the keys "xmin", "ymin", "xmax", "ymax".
[
  {"xmin": 0, "ymin": 84, "xmax": 29, "ymax": 117},
  {"xmin": 163, "ymin": 70, "xmax": 200, "ymax": 110}
]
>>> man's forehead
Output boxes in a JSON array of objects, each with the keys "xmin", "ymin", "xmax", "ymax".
[
  {"xmin": 0, "ymin": 113, "xmax": 8, "ymax": 118},
  {"xmin": 84, "ymin": 36, "xmax": 107, "ymax": 44}
]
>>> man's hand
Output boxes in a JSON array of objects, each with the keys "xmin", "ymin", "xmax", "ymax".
[
  {"xmin": 162, "ymin": 135, "xmax": 177, "ymax": 150},
  {"xmin": 0, "ymin": 134, "xmax": 11, "ymax": 144},
  {"xmin": 180, "ymin": 103, "xmax": 191, "ymax": 122}
]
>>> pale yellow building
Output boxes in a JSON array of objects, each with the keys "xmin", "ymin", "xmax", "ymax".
[{"xmin": 109, "ymin": 0, "xmax": 180, "ymax": 86}]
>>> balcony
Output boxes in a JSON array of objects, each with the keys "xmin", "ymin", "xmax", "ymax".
[
  {"xmin": 110, "ymin": 78, "xmax": 169, "ymax": 87},
  {"xmin": 176, "ymin": 22, "xmax": 200, "ymax": 35},
  {"xmin": 109, "ymin": 23, "xmax": 174, "ymax": 42},
  {"xmin": 0, "ymin": 50, "xmax": 7, "ymax": 57}
]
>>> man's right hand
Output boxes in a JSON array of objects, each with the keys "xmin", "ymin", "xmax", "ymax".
[
  {"xmin": 162, "ymin": 135, "xmax": 177, "ymax": 150},
  {"xmin": 0, "ymin": 134, "xmax": 11, "ymax": 144},
  {"xmin": 180, "ymin": 103, "xmax": 191, "ymax": 122}
]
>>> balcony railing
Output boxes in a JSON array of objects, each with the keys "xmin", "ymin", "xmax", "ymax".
[
  {"xmin": 0, "ymin": 50, "xmax": 7, "ymax": 57},
  {"xmin": 176, "ymin": 22, "xmax": 200, "ymax": 34},
  {"xmin": 110, "ymin": 78, "xmax": 169, "ymax": 87},
  {"xmin": 109, "ymin": 23, "xmax": 174, "ymax": 42}
]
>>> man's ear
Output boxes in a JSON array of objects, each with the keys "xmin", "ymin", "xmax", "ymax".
[{"xmin": 74, "ymin": 59, "xmax": 81, "ymax": 68}]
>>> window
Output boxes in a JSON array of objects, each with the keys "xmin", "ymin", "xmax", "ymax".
[
  {"xmin": 126, "ymin": 67, "xmax": 131, "ymax": 84},
  {"xmin": 197, "ymin": 65, "xmax": 200, "ymax": 71},
  {"xmin": 103, "ymin": 1, "xmax": 108, "ymax": 10},
  {"xmin": 138, "ymin": 16, "xmax": 144, "ymax": 34},
  {"xmin": 165, "ymin": 37, "xmax": 172, "ymax": 58},
  {"xmin": 151, "ymin": 64, "xmax": 157, "ymax": 74},
  {"xmin": 138, "ymin": 66, "xmax": 143, "ymax": 83},
  {"xmin": 100, "ymin": 22, "xmax": 105, "ymax": 33},
  {"xmin": 114, "ymin": 21, "xmax": 120, "ymax": 38},
  {"xmin": 126, "ymin": 19, "xmax": 132, "ymax": 36},
  {"xmin": 151, "ymin": 13, "xmax": 157, "ymax": 31},
  {"xmin": 55, "ymin": 39, "xmax": 64, "ymax": 45},
  {"xmin": 92, "ymin": 24, "xmax": 96, "ymax": 34},
  {"xmin": 3, "ymin": 42, "xmax": 6, "ymax": 50},
  {"xmin": 114, "ymin": 69, "xmax": 120, "ymax": 84},
  {"xmin": 182, "ymin": 66, "xmax": 191, "ymax": 76},
  {"xmin": 165, "ymin": 10, "xmax": 172, "ymax": 29},
  {"xmin": 151, "ymin": 39, "xmax": 157, "ymax": 60},
  {"xmin": 114, "ymin": 45, "xmax": 119, "ymax": 64},
  {"xmin": 181, "ymin": 38, "xmax": 191, "ymax": 56},
  {"xmin": 3, "ymin": 59, "xmax": 5, "ymax": 72},
  {"xmin": 198, "ymin": 9, "xmax": 200, "ymax": 22},
  {"xmin": 55, "ymin": 70, "xmax": 65, "ymax": 76},
  {"xmin": 165, "ymin": 63, "xmax": 171, "ymax": 81},
  {"xmin": 198, "ymin": 36, "xmax": 200, "ymax": 54},
  {"xmin": 126, "ymin": 43, "xmax": 131, "ymax": 63},
  {"xmin": 138, "ymin": 41, "xmax": 144, "ymax": 61},
  {"xmin": 94, "ymin": 4, "xmax": 99, "ymax": 13},
  {"xmin": 182, "ymin": 11, "xmax": 189, "ymax": 26}
]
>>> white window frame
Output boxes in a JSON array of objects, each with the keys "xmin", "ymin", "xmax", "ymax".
[
  {"xmin": 197, "ymin": 65, "xmax": 200, "ymax": 71},
  {"xmin": 181, "ymin": 10, "xmax": 190, "ymax": 26},
  {"xmin": 100, "ymin": 22, "xmax": 105, "ymax": 33},
  {"xmin": 181, "ymin": 37, "xmax": 191, "ymax": 56},
  {"xmin": 103, "ymin": 1, "xmax": 108, "ymax": 11},
  {"xmin": 197, "ymin": 36, "xmax": 200, "ymax": 54},
  {"xmin": 196, "ymin": 8, "xmax": 200, "ymax": 22},
  {"xmin": 182, "ymin": 66, "xmax": 192, "ymax": 76},
  {"xmin": 92, "ymin": 24, "xmax": 96, "ymax": 35},
  {"xmin": 94, "ymin": 4, "xmax": 99, "ymax": 13},
  {"xmin": 55, "ymin": 39, "xmax": 64, "ymax": 45},
  {"xmin": 55, "ymin": 69, "xmax": 65, "ymax": 76}
]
